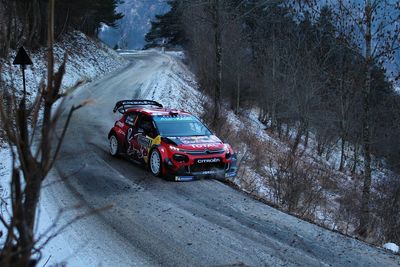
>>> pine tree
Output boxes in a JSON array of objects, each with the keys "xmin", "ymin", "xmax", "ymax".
[{"xmin": 145, "ymin": 0, "xmax": 186, "ymax": 48}]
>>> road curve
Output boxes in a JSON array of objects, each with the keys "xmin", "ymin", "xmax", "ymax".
[{"xmin": 40, "ymin": 51, "xmax": 400, "ymax": 266}]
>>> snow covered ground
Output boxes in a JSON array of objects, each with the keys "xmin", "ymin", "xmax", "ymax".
[
  {"xmin": 0, "ymin": 31, "xmax": 127, "ymax": 100},
  {"xmin": 0, "ymin": 32, "xmax": 128, "ymax": 262},
  {"xmin": 0, "ymin": 145, "xmax": 12, "ymax": 239},
  {"xmin": 0, "ymin": 30, "xmax": 128, "ymax": 168},
  {"xmin": 384, "ymin": 243, "xmax": 400, "ymax": 253}
]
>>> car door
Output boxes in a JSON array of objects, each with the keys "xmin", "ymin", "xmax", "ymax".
[
  {"xmin": 130, "ymin": 115, "xmax": 158, "ymax": 161},
  {"xmin": 123, "ymin": 112, "xmax": 138, "ymax": 154}
]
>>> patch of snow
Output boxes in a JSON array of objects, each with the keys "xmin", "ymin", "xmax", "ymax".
[
  {"xmin": 139, "ymin": 53, "xmax": 204, "ymax": 117},
  {"xmin": 1, "ymin": 31, "xmax": 128, "ymax": 105},
  {"xmin": 165, "ymin": 50, "xmax": 186, "ymax": 60},
  {"xmin": 0, "ymin": 144, "xmax": 12, "ymax": 244},
  {"xmin": 118, "ymin": 50, "xmax": 142, "ymax": 55},
  {"xmin": 383, "ymin": 242, "xmax": 399, "ymax": 253},
  {"xmin": 99, "ymin": 22, "xmax": 110, "ymax": 32}
]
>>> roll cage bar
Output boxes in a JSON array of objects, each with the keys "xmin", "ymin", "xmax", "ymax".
[{"xmin": 113, "ymin": 100, "xmax": 163, "ymax": 114}]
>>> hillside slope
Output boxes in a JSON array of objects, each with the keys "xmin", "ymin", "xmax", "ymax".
[{"xmin": 0, "ymin": 32, "xmax": 127, "ymax": 97}]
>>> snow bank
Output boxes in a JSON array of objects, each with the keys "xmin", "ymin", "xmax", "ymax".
[
  {"xmin": 383, "ymin": 243, "xmax": 399, "ymax": 253},
  {"xmin": 0, "ymin": 31, "xmax": 128, "ymax": 101},
  {"xmin": 0, "ymin": 30, "xmax": 127, "ymax": 192},
  {"xmin": 139, "ymin": 51, "xmax": 204, "ymax": 116},
  {"xmin": 0, "ymin": 145, "xmax": 12, "ymax": 245}
]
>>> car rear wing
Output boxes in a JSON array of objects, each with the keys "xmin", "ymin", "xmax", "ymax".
[{"xmin": 113, "ymin": 100, "xmax": 163, "ymax": 114}]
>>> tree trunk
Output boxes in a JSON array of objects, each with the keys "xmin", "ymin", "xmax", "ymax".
[
  {"xmin": 271, "ymin": 29, "xmax": 277, "ymax": 131},
  {"xmin": 285, "ymin": 124, "xmax": 290, "ymax": 138},
  {"xmin": 358, "ymin": 0, "xmax": 373, "ymax": 237},
  {"xmin": 352, "ymin": 144, "xmax": 358, "ymax": 174},
  {"xmin": 292, "ymin": 123, "xmax": 304, "ymax": 155},
  {"xmin": 304, "ymin": 130, "xmax": 309, "ymax": 149},
  {"xmin": 317, "ymin": 140, "xmax": 324, "ymax": 156},
  {"xmin": 339, "ymin": 50, "xmax": 347, "ymax": 172},
  {"xmin": 236, "ymin": 73, "xmax": 240, "ymax": 114},
  {"xmin": 277, "ymin": 121, "xmax": 282, "ymax": 138},
  {"xmin": 339, "ymin": 138, "xmax": 345, "ymax": 171},
  {"xmin": 212, "ymin": 0, "xmax": 222, "ymax": 124}
]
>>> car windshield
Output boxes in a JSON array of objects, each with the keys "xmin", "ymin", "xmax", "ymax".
[{"xmin": 153, "ymin": 115, "xmax": 212, "ymax": 137}]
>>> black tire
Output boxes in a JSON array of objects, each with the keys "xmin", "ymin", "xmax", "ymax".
[
  {"xmin": 109, "ymin": 133, "xmax": 121, "ymax": 157},
  {"xmin": 149, "ymin": 149, "xmax": 163, "ymax": 177}
]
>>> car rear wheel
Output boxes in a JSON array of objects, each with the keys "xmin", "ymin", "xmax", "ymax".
[
  {"xmin": 149, "ymin": 149, "xmax": 162, "ymax": 177},
  {"xmin": 109, "ymin": 134, "xmax": 120, "ymax": 156}
]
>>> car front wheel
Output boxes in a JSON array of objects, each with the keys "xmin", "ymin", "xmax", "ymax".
[{"xmin": 149, "ymin": 149, "xmax": 162, "ymax": 177}]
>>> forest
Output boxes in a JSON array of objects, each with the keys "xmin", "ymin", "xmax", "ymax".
[
  {"xmin": 146, "ymin": 0, "xmax": 400, "ymax": 243},
  {"xmin": 0, "ymin": 0, "xmax": 123, "ymax": 57}
]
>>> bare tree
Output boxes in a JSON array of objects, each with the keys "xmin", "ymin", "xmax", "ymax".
[
  {"xmin": 334, "ymin": 0, "xmax": 400, "ymax": 237},
  {"xmin": 0, "ymin": 0, "xmax": 85, "ymax": 265},
  {"xmin": 296, "ymin": 0, "xmax": 400, "ymax": 238}
]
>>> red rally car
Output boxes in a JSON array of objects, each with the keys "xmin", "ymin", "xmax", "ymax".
[{"xmin": 108, "ymin": 100, "xmax": 237, "ymax": 181}]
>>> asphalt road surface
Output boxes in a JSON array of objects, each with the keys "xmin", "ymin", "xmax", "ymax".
[{"xmin": 41, "ymin": 51, "xmax": 400, "ymax": 266}]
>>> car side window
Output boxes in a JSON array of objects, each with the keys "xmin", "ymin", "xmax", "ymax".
[
  {"xmin": 137, "ymin": 115, "xmax": 157, "ymax": 138},
  {"xmin": 125, "ymin": 113, "xmax": 137, "ymax": 127}
]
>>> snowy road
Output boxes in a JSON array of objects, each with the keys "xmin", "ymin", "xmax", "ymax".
[{"xmin": 39, "ymin": 51, "xmax": 400, "ymax": 266}]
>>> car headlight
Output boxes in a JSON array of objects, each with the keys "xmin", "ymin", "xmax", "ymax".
[{"xmin": 169, "ymin": 145, "xmax": 181, "ymax": 152}]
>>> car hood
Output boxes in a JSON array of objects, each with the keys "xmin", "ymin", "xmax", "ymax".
[{"xmin": 165, "ymin": 135, "xmax": 224, "ymax": 151}]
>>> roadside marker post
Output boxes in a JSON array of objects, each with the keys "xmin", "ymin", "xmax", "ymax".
[
  {"xmin": 13, "ymin": 46, "xmax": 33, "ymax": 97},
  {"xmin": 13, "ymin": 46, "xmax": 33, "ymax": 131}
]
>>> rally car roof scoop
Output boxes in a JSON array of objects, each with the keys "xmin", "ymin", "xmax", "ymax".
[{"xmin": 113, "ymin": 100, "xmax": 163, "ymax": 114}]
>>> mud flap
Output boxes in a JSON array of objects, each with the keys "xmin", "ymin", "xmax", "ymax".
[{"xmin": 225, "ymin": 154, "xmax": 238, "ymax": 178}]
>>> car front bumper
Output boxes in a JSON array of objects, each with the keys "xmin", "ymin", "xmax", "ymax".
[{"xmin": 169, "ymin": 154, "xmax": 238, "ymax": 182}]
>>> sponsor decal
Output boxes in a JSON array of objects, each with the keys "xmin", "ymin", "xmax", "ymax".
[
  {"xmin": 116, "ymin": 121, "xmax": 124, "ymax": 128},
  {"xmin": 191, "ymin": 144, "xmax": 219, "ymax": 149},
  {"xmin": 116, "ymin": 128, "xmax": 125, "ymax": 136},
  {"xmin": 144, "ymin": 135, "xmax": 161, "ymax": 164},
  {"xmin": 128, "ymin": 132, "xmax": 152, "ymax": 161},
  {"xmin": 200, "ymin": 170, "xmax": 217, "ymax": 175},
  {"xmin": 175, "ymin": 176, "xmax": 194, "ymax": 181},
  {"xmin": 151, "ymin": 135, "xmax": 161, "ymax": 146},
  {"xmin": 196, "ymin": 158, "xmax": 221, "ymax": 164},
  {"xmin": 225, "ymin": 172, "xmax": 236, "ymax": 178},
  {"xmin": 174, "ymin": 135, "xmax": 221, "ymax": 145},
  {"xmin": 156, "ymin": 115, "xmax": 193, "ymax": 121}
]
